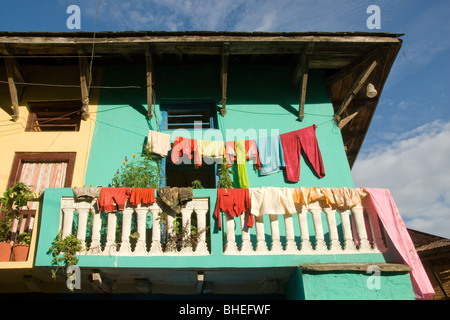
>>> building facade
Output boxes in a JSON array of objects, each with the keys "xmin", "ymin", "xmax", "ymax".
[{"xmin": 0, "ymin": 31, "xmax": 434, "ymax": 299}]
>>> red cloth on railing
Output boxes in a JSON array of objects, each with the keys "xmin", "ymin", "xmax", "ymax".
[
  {"xmin": 214, "ymin": 188, "xmax": 254, "ymax": 230},
  {"xmin": 129, "ymin": 188, "xmax": 156, "ymax": 206},
  {"xmin": 363, "ymin": 188, "xmax": 435, "ymax": 300},
  {"xmin": 97, "ymin": 187, "xmax": 131, "ymax": 212}
]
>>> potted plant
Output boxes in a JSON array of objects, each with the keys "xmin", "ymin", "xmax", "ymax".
[
  {"xmin": 12, "ymin": 232, "xmax": 31, "ymax": 261},
  {"xmin": 0, "ymin": 182, "xmax": 35, "ymax": 262}
]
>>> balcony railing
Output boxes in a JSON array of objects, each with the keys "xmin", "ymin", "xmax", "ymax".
[
  {"xmin": 58, "ymin": 188, "xmax": 389, "ymax": 258},
  {"xmin": 61, "ymin": 197, "xmax": 210, "ymax": 256}
]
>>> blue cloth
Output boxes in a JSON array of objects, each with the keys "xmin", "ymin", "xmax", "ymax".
[{"xmin": 256, "ymin": 135, "xmax": 285, "ymax": 175}]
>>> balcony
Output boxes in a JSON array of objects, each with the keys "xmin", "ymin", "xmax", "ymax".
[{"xmin": 36, "ymin": 187, "xmax": 390, "ymax": 265}]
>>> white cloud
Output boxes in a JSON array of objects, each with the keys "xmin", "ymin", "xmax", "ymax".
[{"xmin": 353, "ymin": 120, "xmax": 450, "ymax": 238}]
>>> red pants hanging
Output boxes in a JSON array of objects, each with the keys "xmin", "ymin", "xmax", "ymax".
[
  {"xmin": 280, "ymin": 125, "xmax": 325, "ymax": 182},
  {"xmin": 97, "ymin": 187, "xmax": 131, "ymax": 212},
  {"xmin": 129, "ymin": 188, "xmax": 156, "ymax": 206},
  {"xmin": 214, "ymin": 188, "xmax": 254, "ymax": 230}
]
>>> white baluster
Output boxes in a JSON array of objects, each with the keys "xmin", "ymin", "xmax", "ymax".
[
  {"xmin": 134, "ymin": 207, "xmax": 149, "ymax": 255},
  {"xmin": 297, "ymin": 206, "xmax": 314, "ymax": 253},
  {"xmin": 284, "ymin": 213, "xmax": 299, "ymax": 253},
  {"xmin": 149, "ymin": 204, "xmax": 163, "ymax": 255},
  {"xmin": 239, "ymin": 214, "xmax": 253, "ymax": 254},
  {"xmin": 309, "ymin": 203, "xmax": 328, "ymax": 252},
  {"xmin": 103, "ymin": 212, "xmax": 118, "ymax": 255},
  {"xmin": 224, "ymin": 214, "xmax": 239, "ymax": 254},
  {"xmin": 323, "ymin": 207, "xmax": 343, "ymax": 253},
  {"xmin": 351, "ymin": 204, "xmax": 372, "ymax": 252},
  {"xmin": 118, "ymin": 207, "xmax": 133, "ymax": 255},
  {"xmin": 88, "ymin": 211, "xmax": 102, "ymax": 255},
  {"xmin": 365, "ymin": 205, "xmax": 388, "ymax": 253},
  {"xmin": 338, "ymin": 209, "xmax": 357, "ymax": 252},
  {"xmin": 62, "ymin": 208, "xmax": 75, "ymax": 238},
  {"xmin": 194, "ymin": 208, "xmax": 209, "ymax": 254},
  {"xmin": 255, "ymin": 215, "xmax": 269, "ymax": 253},
  {"xmin": 269, "ymin": 215, "xmax": 283, "ymax": 253},
  {"xmin": 76, "ymin": 207, "xmax": 89, "ymax": 251},
  {"xmin": 180, "ymin": 207, "xmax": 193, "ymax": 254}
]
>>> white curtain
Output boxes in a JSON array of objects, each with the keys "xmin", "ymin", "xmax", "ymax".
[{"xmin": 19, "ymin": 161, "xmax": 68, "ymax": 193}]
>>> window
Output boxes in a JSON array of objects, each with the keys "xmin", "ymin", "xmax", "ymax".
[
  {"xmin": 8, "ymin": 152, "xmax": 76, "ymax": 191},
  {"xmin": 160, "ymin": 100, "xmax": 217, "ymax": 130},
  {"xmin": 26, "ymin": 100, "xmax": 83, "ymax": 132},
  {"xmin": 159, "ymin": 100, "xmax": 218, "ymax": 188}
]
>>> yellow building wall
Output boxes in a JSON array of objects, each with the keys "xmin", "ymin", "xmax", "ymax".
[{"xmin": 0, "ymin": 64, "xmax": 100, "ymax": 194}]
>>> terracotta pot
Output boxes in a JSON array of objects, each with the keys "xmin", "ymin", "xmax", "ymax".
[
  {"xmin": 12, "ymin": 244, "xmax": 29, "ymax": 261},
  {"xmin": 0, "ymin": 242, "xmax": 12, "ymax": 261}
]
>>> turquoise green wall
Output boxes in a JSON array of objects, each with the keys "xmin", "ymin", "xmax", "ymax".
[
  {"xmin": 84, "ymin": 64, "xmax": 353, "ymax": 188},
  {"xmin": 286, "ymin": 268, "xmax": 415, "ymax": 300}
]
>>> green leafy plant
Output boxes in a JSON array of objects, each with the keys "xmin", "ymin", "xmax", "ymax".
[
  {"xmin": 17, "ymin": 232, "xmax": 31, "ymax": 245},
  {"xmin": 111, "ymin": 145, "xmax": 162, "ymax": 188},
  {"xmin": 0, "ymin": 182, "xmax": 35, "ymax": 242},
  {"xmin": 217, "ymin": 158, "xmax": 235, "ymax": 189},
  {"xmin": 191, "ymin": 180, "xmax": 204, "ymax": 189},
  {"xmin": 48, "ymin": 231, "xmax": 83, "ymax": 279}
]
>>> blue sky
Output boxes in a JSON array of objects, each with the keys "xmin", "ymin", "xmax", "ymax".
[{"xmin": 1, "ymin": 0, "xmax": 449, "ymax": 237}]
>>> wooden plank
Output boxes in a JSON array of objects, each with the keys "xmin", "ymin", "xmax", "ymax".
[
  {"xmin": 301, "ymin": 263, "xmax": 412, "ymax": 273},
  {"xmin": 77, "ymin": 49, "xmax": 90, "ymax": 120},
  {"xmin": 4, "ymin": 58, "xmax": 19, "ymax": 121},
  {"xmin": 146, "ymin": 47, "xmax": 154, "ymax": 119},
  {"xmin": 335, "ymin": 60, "xmax": 378, "ymax": 117},
  {"xmin": 220, "ymin": 43, "xmax": 229, "ymax": 116},
  {"xmin": 298, "ymin": 57, "xmax": 309, "ymax": 121}
]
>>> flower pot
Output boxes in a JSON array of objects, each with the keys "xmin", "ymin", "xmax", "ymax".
[
  {"xmin": 12, "ymin": 244, "xmax": 29, "ymax": 261},
  {"xmin": 0, "ymin": 242, "xmax": 12, "ymax": 261}
]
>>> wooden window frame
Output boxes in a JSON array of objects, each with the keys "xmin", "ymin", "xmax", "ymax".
[
  {"xmin": 7, "ymin": 152, "xmax": 76, "ymax": 189},
  {"xmin": 26, "ymin": 100, "xmax": 83, "ymax": 132},
  {"xmin": 159, "ymin": 100, "xmax": 217, "ymax": 130}
]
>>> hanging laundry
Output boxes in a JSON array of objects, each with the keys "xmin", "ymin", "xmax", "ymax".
[
  {"xmin": 147, "ymin": 130, "xmax": 172, "ymax": 157},
  {"xmin": 171, "ymin": 136, "xmax": 202, "ymax": 166},
  {"xmin": 249, "ymin": 187, "xmax": 297, "ymax": 216},
  {"xmin": 214, "ymin": 188, "xmax": 253, "ymax": 230},
  {"xmin": 362, "ymin": 188, "xmax": 435, "ymax": 300},
  {"xmin": 292, "ymin": 187, "xmax": 368, "ymax": 209},
  {"xmin": 97, "ymin": 187, "xmax": 131, "ymax": 212},
  {"xmin": 280, "ymin": 124, "xmax": 325, "ymax": 182},
  {"xmin": 129, "ymin": 188, "xmax": 156, "ymax": 206},
  {"xmin": 72, "ymin": 186, "xmax": 101, "ymax": 201},
  {"xmin": 255, "ymin": 134, "xmax": 285, "ymax": 175},
  {"xmin": 235, "ymin": 140, "xmax": 250, "ymax": 188},
  {"xmin": 198, "ymin": 140, "xmax": 224, "ymax": 164},
  {"xmin": 157, "ymin": 186, "xmax": 193, "ymax": 213}
]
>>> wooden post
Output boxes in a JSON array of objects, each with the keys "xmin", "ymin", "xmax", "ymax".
[
  {"xmin": 146, "ymin": 47, "xmax": 154, "ymax": 119},
  {"xmin": 335, "ymin": 60, "xmax": 378, "ymax": 117},
  {"xmin": 292, "ymin": 43, "xmax": 313, "ymax": 121},
  {"xmin": 220, "ymin": 43, "xmax": 229, "ymax": 117},
  {"xmin": 78, "ymin": 50, "xmax": 90, "ymax": 120}
]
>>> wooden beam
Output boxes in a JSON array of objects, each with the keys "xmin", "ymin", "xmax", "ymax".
[
  {"xmin": 220, "ymin": 42, "xmax": 229, "ymax": 117},
  {"xmin": 298, "ymin": 57, "xmax": 309, "ymax": 121},
  {"xmin": 4, "ymin": 58, "xmax": 19, "ymax": 121},
  {"xmin": 146, "ymin": 47, "xmax": 154, "ymax": 119},
  {"xmin": 326, "ymin": 46, "xmax": 385, "ymax": 86},
  {"xmin": 338, "ymin": 110, "xmax": 359, "ymax": 129},
  {"xmin": 292, "ymin": 43, "xmax": 313, "ymax": 86},
  {"xmin": 335, "ymin": 60, "xmax": 378, "ymax": 117},
  {"xmin": 77, "ymin": 48, "xmax": 90, "ymax": 120}
]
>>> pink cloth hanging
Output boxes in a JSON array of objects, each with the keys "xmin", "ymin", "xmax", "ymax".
[{"xmin": 363, "ymin": 188, "xmax": 435, "ymax": 300}]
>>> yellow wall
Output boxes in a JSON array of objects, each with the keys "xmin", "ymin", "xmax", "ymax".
[{"xmin": 0, "ymin": 64, "xmax": 99, "ymax": 194}]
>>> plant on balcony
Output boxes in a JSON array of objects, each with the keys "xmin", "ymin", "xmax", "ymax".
[
  {"xmin": 0, "ymin": 182, "xmax": 35, "ymax": 262},
  {"xmin": 12, "ymin": 232, "xmax": 31, "ymax": 261},
  {"xmin": 217, "ymin": 158, "xmax": 235, "ymax": 189},
  {"xmin": 111, "ymin": 145, "xmax": 162, "ymax": 189},
  {"xmin": 48, "ymin": 231, "xmax": 82, "ymax": 279}
]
